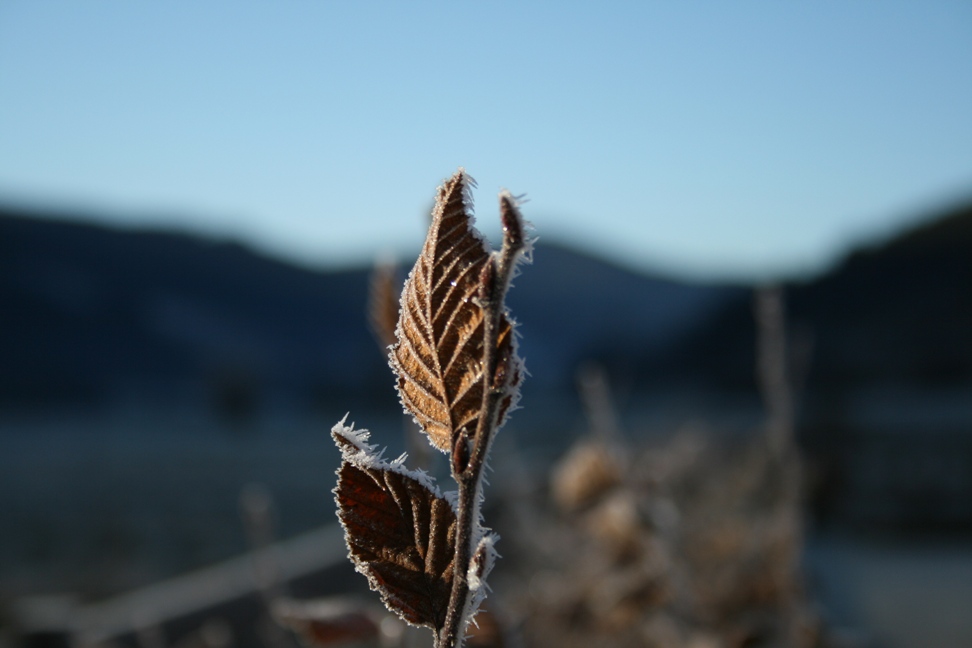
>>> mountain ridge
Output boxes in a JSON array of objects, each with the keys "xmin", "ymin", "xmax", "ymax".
[
  {"xmin": 0, "ymin": 206, "xmax": 740, "ymax": 418},
  {"xmin": 3, "ymin": 198, "xmax": 970, "ymax": 423}
]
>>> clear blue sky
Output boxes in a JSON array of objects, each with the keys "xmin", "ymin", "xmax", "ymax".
[{"xmin": 1, "ymin": 2, "xmax": 970, "ymax": 281}]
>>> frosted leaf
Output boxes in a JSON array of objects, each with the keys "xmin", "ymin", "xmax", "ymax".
[
  {"xmin": 390, "ymin": 169, "xmax": 523, "ymax": 453},
  {"xmin": 332, "ymin": 421, "xmax": 458, "ymax": 631}
]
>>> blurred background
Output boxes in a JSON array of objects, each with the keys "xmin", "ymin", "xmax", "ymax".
[{"xmin": 1, "ymin": 3, "xmax": 971, "ymax": 648}]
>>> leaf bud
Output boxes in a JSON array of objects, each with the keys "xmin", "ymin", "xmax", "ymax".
[
  {"xmin": 499, "ymin": 193, "xmax": 524, "ymax": 252},
  {"xmin": 478, "ymin": 259, "xmax": 497, "ymax": 304},
  {"xmin": 452, "ymin": 427, "xmax": 472, "ymax": 475}
]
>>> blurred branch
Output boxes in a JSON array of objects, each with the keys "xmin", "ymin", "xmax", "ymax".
[{"xmin": 754, "ymin": 285, "xmax": 794, "ymax": 461}]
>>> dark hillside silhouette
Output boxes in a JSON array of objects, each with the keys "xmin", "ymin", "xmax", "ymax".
[
  {"xmin": 0, "ymin": 210, "xmax": 376, "ymax": 415},
  {"xmin": 644, "ymin": 199, "xmax": 972, "ymax": 396},
  {"xmin": 0, "ymin": 207, "xmax": 740, "ymax": 422},
  {"xmin": 793, "ymin": 200, "xmax": 972, "ymax": 388},
  {"xmin": 3, "ymin": 200, "xmax": 970, "ymax": 423}
]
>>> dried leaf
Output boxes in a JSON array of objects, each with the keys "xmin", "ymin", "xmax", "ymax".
[
  {"xmin": 368, "ymin": 260, "xmax": 401, "ymax": 351},
  {"xmin": 273, "ymin": 598, "xmax": 379, "ymax": 647},
  {"xmin": 391, "ymin": 169, "xmax": 522, "ymax": 451},
  {"xmin": 550, "ymin": 439, "xmax": 621, "ymax": 512},
  {"xmin": 332, "ymin": 420, "xmax": 458, "ymax": 631}
]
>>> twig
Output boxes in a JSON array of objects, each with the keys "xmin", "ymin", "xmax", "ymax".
[{"xmin": 439, "ymin": 194, "xmax": 525, "ymax": 648}]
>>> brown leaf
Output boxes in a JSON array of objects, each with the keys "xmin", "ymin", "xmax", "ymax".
[
  {"xmin": 391, "ymin": 169, "xmax": 521, "ymax": 451},
  {"xmin": 550, "ymin": 439, "xmax": 622, "ymax": 512},
  {"xmin": 273, "ymin": 598, "xmax": 379, "ymax": 647},
  {"xmin": 332, "ymin": 420, "xmax": 458, "ymax": 631},
  {"xmin": 368, "ymin": 260, "xmax": 401, "ymax": 351}
]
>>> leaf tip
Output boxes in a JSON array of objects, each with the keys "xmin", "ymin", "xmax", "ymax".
[
  {"xmin": 331, "ymin": 417, "xmax": 376, "ymax": 458},
  {"xmin": 434, "ymin": 168, "xmax": 478, "ymax": 223}
]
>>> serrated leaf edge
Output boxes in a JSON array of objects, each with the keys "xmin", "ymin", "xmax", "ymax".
[{"xmin": 331, "ymin": 415, "xmax": 451, "ymax": 514}]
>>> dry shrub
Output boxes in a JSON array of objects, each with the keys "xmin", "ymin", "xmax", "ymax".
[{"xmin": 504, "ymin": 426, "xmax": 821, "ymax": 648}]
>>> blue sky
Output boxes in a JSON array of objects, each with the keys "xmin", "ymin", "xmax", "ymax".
[{"xmin": 1, "ymin": 1, "xmax": 970, "ymax": 281}]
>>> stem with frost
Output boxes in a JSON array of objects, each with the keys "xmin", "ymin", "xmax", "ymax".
[{"xmin": 438, "ymin": 196, "xmax": 524, "ymax": 648}]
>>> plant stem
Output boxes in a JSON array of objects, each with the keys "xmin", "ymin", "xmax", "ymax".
[
  {"xmin": 438, "ymin": 284, "xmax": 501, "ymax": 648},
  {"xmin": 438, "ymin": 206, "xmax": 523, "ymax": 648}
]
